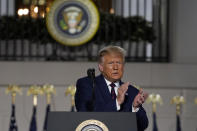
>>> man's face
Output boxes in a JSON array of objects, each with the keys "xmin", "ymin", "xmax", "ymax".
[{"xmin": 99, "ymin": 54, "xmax": 124, "ymax": 82}]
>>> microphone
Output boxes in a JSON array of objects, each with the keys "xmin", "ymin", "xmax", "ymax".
[
  {"xmin": 87, "ymin": 68, "xmax": 95, "ymax": 79},
  {"xmin": 87, "ymin": 68, "xmax": 95, "ymax": 111}
]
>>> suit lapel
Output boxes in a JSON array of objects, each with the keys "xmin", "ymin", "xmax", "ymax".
[
  {"xmin": 119, "ymin": 80, "xmax": 124, "ymax": 86},
  {"xmin": 96, "ymin": 74, "xmax": 112, "ymax": 101}
]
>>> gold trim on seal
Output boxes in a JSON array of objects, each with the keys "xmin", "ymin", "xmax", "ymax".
[
  {"xmin": 46, "ymin": 0, "xmax": 100, "ymax": 46},
  {"xmin": 76, "ymin": 119, "xmax": 109, "ymax": 131}
]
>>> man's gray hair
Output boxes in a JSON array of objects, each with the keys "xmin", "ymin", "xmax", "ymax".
[{"xmin": 98, "ymin": 45, "xmax": 126, "ymax": 63}]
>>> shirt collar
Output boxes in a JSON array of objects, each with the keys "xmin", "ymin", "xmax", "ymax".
[{"xmin": 104, "ymin": 78, "xmax": 120, "ymax": 87}]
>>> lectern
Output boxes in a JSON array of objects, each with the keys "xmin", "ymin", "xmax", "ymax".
[{"xmin": 46, "ymin": 112, "xmax": 137, "ymax": 131}]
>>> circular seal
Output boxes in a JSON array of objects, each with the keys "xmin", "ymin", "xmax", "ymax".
[
  {"xmin": 76, "ymin": 119, "xmax": 109, "ymax": 131},
  {"xmin": 46, "ymin": 0, "xmax": 100, "ymax": 46}
]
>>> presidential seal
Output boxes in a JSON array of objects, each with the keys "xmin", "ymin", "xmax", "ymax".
[
  {"xmin": 76, "ymin": 119, "xmax": 109, "ymax": 131},
  {"xmin": 46, "ymin": 0, "xmax": 100, "ymax": 46}
]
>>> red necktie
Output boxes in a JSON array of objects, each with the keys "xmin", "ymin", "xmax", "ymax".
[{"xmin": 110, "ymin": 82, "xmax": 116, "ymax": 100}]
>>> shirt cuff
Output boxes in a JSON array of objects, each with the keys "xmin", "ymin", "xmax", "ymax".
[
  {"xmin": 116, "ymin": 99, "xmax": 120, "ymax": 110},
  {"xmin": 132, "ymin": 106, "xmax": 139, "ymax": 112}
]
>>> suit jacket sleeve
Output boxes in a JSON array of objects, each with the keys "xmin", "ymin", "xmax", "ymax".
[
  {"xmin": 120, "ymin": 85, "xmax": 149, "ymax": 131},
  {"xmin": 136, "ymin": 105, "xmax": 149, "ymax": 131},
  {"xmin": 75, "ymin": 77, "xmax": 93, "ymax": 111}
]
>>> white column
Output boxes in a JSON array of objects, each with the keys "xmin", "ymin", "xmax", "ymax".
[
  {"xmin": 0, "ymin": 0, "xmax": 15, "ymax": 16},
  {"xmin": 1, "ymin": 0, "xmax": 7, "ymax": 16},
  {"xmin": 8, "ymin": 0, "xmax": 15, "ymax": 16}
]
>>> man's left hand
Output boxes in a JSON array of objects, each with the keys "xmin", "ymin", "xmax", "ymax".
[{"xmin": 133, "ymin": 89, "xmax": 148, "ymax": 109}]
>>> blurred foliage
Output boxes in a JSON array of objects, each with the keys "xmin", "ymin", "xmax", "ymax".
[
  {"xmin": 0, "ymin": 12, "xmax": 155, "ymax": 44},
  {"xmin": 0, "ymin": 16, "xmax": 55, "ymax": 43}
]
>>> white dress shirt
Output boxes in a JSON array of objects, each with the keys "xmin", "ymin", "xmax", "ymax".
[{"xmin": 104, "ymin": 78, "xmax": 139, "ymax": 112}]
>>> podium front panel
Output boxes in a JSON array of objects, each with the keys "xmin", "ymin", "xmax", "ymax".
[{"xmin": 47, "ymin": 112, "xmax": 137, "ymax": 131}]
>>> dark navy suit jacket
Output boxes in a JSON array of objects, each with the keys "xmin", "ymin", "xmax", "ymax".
[{"xmin": 75, "ymin": 74, "xmax": 148, "ymax": 131}]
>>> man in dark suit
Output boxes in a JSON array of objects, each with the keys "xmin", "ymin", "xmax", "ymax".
[{"xmin": 75, "ymin": 45, "xmax": 148, "ymax": 131}]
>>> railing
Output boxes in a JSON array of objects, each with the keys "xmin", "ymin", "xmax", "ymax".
[{"xmin": 0, "ymin": 0, "xmax": 169, "ymax": 62}]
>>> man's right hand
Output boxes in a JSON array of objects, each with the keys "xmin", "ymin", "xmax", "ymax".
[{"xmin": 117, "ymin": 82, "xmax": 129, "ymax": 105}]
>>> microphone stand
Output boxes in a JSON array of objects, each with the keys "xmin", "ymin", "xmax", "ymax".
[{"xmin": 87, "ymin": 68, "xmax": 95, "ymax": 111}]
